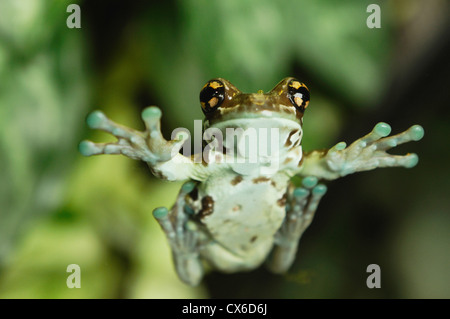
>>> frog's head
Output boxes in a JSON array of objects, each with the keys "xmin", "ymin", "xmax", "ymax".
[
  {"xmin": 200, "ymin": 78, "xmax": 309, "ymax": 162},
  {"xmin": 201, "ymin": 77, "xmax": 309, "ymax": 125}
]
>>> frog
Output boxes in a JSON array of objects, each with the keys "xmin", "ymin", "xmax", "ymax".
[{"xmin": 79, "ymin": 77, "xmax": 424, "ymax": 286}]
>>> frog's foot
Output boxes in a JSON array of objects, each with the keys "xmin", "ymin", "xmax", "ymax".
[
  {"xmin": 79, "ymin": 107, "xmax": 188, "ymax": 165},
  {"xmin": 152, "ymin": 181, "xmax": 204, "ymax": 286},
  {"xmin": 266, "ymin": 176, "xmax": 327, "ymax": 274},
  {"xmin": 326, "ymin": 123, "xmax": 424, "ymax": 178}
]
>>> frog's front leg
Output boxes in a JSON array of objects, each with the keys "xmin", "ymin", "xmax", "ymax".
[
  {"xmin": 79, "ymin": 107, "xmax": 196, "ymax": 181},
  {"xmin": 299, "ymin": 123, "xmax": 424, "ymax": 180},
  {"xmin": 266, "ymin": 177, "xmax": 327, "ymax": 274},
  {"xmin": 152, "ymin": 181, "xmax": 205, "ymax": 286}
]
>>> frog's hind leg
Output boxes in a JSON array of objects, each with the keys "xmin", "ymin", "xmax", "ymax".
[
  {"xmin": 266, "ymin": 176, "xmax": 327, "ymax": 274},
  {"xmin": 152, "ymin": 181, "xmax": 204, "ymax": 286}
]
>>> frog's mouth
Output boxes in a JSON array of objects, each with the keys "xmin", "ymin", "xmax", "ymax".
[
  {"xmin": 205, "ymin": 116, "xmax": 301, "ymax": 132},
  {"xmin": 205, "ymin": 100, "xmax": 302, "ymax": 125}
]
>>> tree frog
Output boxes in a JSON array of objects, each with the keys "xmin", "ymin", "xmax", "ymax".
[{"xmin": 79, "ymin": 77, "xmax": 424, "ymax": 286}]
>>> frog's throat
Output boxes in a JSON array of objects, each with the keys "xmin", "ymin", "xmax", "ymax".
[{"xmin": 203, "ymin": 117, "xmax": 303, "ymax": 161}]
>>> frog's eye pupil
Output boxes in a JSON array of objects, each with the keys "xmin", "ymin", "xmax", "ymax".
[
  {"xmin": 287, "ymin": 79, "xmax": 310, "ymax": 111},
  {"xmin": 200, "ymin": 80, "xmax": 225, "ymax": 113}
]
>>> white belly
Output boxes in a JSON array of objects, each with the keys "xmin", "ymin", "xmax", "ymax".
[{"xmin": 198, "ymin": 172, "xmax": 289, "ymax": 262}]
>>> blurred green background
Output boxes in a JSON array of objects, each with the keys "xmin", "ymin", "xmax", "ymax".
[{"xmin": 0, "ymin": 0, "xmax": 449, "ymax": 298}]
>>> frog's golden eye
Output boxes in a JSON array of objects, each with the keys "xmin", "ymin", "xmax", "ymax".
[
  {"xmin": 200, "ymin": 80, "xmax": 225, "ymax": 113},
  {"xmin": 287, "ymin": 79, "xmax": 310, "ymax": 111}
]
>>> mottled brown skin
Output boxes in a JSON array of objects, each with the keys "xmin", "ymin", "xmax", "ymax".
[
  {"xmin": 231, "ymin": 175, "xmax": 243, "ymax": 185},
  {"xmin": 277, "ymin": 192, "xmax": 288, "ymax": 207},
  {"xmin": 199, "ymin": 195, "xmax": 214, "ymax": 219}
]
